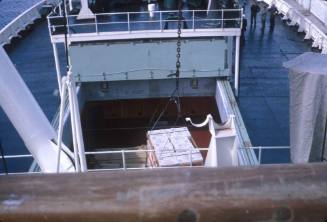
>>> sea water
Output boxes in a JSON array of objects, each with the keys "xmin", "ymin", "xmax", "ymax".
[
  {"xmin": 0, "ymin": 0, "xmax": 60, "ymax": 173},
  {"xmin": 0, "ymin": 0, "xmax": 41, "ymax": 29}
]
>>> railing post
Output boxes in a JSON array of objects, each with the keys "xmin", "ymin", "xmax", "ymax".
[
  {"xmin": 95, "ymin": 15, "xmax": 98, "ymax": 34},
  {"xmin": 47, "ymin": 16, "xmax": 52, "ymax": 36},
  {"xmin": 222, "ymin": 10, "xmax": 224, "ymax": 29},
  {"xmin": 160, "ymin": 11, "xmax": 163, "ymax": 32},
  {"xmin": 59, "ymin": 2, "xmax": 62, "ymax": 17},
  {"xmin": 240, "ymin": 8, "xmax": 243, "ymax": 29},
  {"xmin": 122, "ymin": 150, "xmax": 126, "ymax": 170},
  {"xmin": 127, "ymin": 12, "xmax": 130, "ymax": 32},
  {"xmin": 0, "ymin": 139, "xmax": 8, "ymax": 175},
  {"xmin": 67, "ymin": 71, "xmax": 87, "ymax": 173},
  {"xmin": 69, "ymin": 0, "xmax": 73, "ymax": 11},
  {"xmin": 189, "ymin": 148, "xmax": 193, "ymax": 167},
  {"xmin": 192, "ymin": 10, "xmax": 195, "ymax": 30},
  {"xmin": 56, "ymin": 78, "xmax": 68, "ymax": 173},
  {"xmin": 234, "ymin": 35, "xmax": 240, "ymax": 97},
  {"xmin": 259, "ymin": 147, "xmax": 262, "ymax": 164}
]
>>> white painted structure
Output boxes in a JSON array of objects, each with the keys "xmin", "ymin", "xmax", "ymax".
[
  {"xmin": 0, "ymin": 47, "xmax": 75, "ymax": 173},
  {"xmin": 69, "ymin": 39, "xmax": 230, "ymax": 82},
  {"xmin": 48, "ymin": 9, "xmax": 242, "ymax": 43},
  {"xmin": 56, "ymin": 73, "xmax": 87, "ymax": 173},
  {"xmin": 77, "ymin": 0, "xmax": 94, "ymax": 20},
  {"xmin": 148, "ymin": 3, "xmax": 156, "ymax": 18},
  {"xmin": 215, "ymin": 81, "xmax": 257, "ymax": 165},
  {"xmin": 234, "ymin": 36, "xmax": 240, "ymax": 97},
  {"xmin": 264, "ymin": 0, "xmax": 327, "ymax": 26},
  {"xmin": 296, "ymin": 0, "xmax": 327, "ymax": 25},
  {"xmin": 0, "ymin": 0, "xmax": 61, "ymax": 46},
  {"xmin": 48, "ymin": 8, "xmax": 243, "ymax": 97},
  {"xmin": 262, "ymin": 0, "xmax": 327, "ymax": 53},
  {"xmin": 186, "ymin": 115, "xmax": 238, "ymax": 167}
]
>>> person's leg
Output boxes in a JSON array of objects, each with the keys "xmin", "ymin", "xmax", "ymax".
[
  {"xmin": 241, "ymin": 32, "xmax": 245, "ymax": 45},
  {"xmin": 251, "ymin": 13, "xmax": 254, "ymax": 26},
  {"xmin": 183, "ymin": 20, "xmax": 188, "ymax": 29},
  {"xmin": 270, "ymin": 16, "xmax": 275, "ymax": 29}
]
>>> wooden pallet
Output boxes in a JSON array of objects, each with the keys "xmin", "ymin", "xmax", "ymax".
[{"xmin": 87, "ymin": 146, "xmax": 147, "ymax": 169}]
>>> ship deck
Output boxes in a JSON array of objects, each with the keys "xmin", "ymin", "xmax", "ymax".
[
  {"xmin": 238, "ymin": 0, "xmax": 316, "ymax": 162},
  {"xmin": 0, "ymin": 0, "xmax": 317, "ymax": 172},
  {"xmin": 82, "ymin": 96, "xmax": 218, "ymax": 169}
]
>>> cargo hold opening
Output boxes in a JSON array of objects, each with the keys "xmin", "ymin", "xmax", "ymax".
[{"xmin": 81, "ymin": 96, "xmax": 220, "ymax": 168}]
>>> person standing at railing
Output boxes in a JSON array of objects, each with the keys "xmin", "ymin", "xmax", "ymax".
[
  {"xmin": 269, "ymin": 5, "xmax": 277, "ymax": 30},
  {"xmin": 250, "ymin": 1, "xmax": 260, "ymax": 26},
  {"xmin": 241, "ymin": 15, "xmax": 247, "ymax": 45},
  {"xmin": 261, "ymin": 5, "xmax": 268, "ymax": 29}
]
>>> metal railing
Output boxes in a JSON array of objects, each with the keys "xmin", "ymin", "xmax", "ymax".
[
  {"xmin": 75, "ymin": 68, "xmax": 229, "ymax": 82},
  {"xmin": 85, "ymin": 147, "xmax": 209, "ymax": 171},
  {"xmin": 241, "ymin": 146, "xmax": 291, "ymax": 164},
  {"xmin": 0, "ymin": 146, "xmax": 294, "ymax": 174},
  {"xmin": 0, "ymin": 154, "xmax": 35, "ymax": 175},
  {"xmin": 0, "ymin": 148, "xmax": 208, "ymax": 174},
  {"xmin": 270, "ymin": 0, "xmax": 327, "ymax": 53},
  {"xmin": 47, "ymin": 9, "xmax": 243, "ymax": 37}
]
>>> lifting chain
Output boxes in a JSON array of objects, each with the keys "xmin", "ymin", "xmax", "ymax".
[
  {"xmin": 174, "ymin": 0, "xmax": 183, "ymax": 118},
  {"xmin": 175, "ymin": 0, "xmax": 182, "ymax": 89},
  {"xmin": 150, "ymin": 0, "xmax": 184, "ymax": 130}
]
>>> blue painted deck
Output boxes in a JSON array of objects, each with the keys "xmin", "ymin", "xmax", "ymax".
[
  {"xmin": 0, "ymin": 1, "xmax": 318, "ymax": 172},
  {"xmin": 237, "ymin": 1, "xmax": 316, "ymax": 163}
]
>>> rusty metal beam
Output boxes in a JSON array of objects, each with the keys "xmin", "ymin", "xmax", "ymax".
[{"xmin": 0, "ymin": 163, "xmax": 327, "ymax": 222}]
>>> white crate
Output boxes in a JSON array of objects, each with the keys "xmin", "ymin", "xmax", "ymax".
[{"xmin": 147, "ymin": 127, "xmax": 203, "ymax": 167}]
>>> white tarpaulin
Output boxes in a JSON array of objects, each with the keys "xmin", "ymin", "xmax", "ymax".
[{"xmin": 284, "ymin": 52, "xmax": 327, "ymax": 163}]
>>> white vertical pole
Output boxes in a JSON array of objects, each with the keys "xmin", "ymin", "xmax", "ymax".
[
  {"xmin": 122, "ymin": 150, "xmax": 126, "ymax": 170},
  {"xmin": 52, "ymin": 43, "xmax": 62, "ymax": 96},
  {"xmin": 77, "ymin": 0, "xmax": 95, "ymax": 20},
  {"xmin": 67, "ymin": 78, "xmax": 81, "ymax": 172},
  {"xmin": 259, "ymin": 147, "xmax": 262, "ymax": 164},
  {"xmin": 95, "ymin": 15, "xmax": 98, "ymax": 33},
  {"xmin": 234, "ymin": 36, "xmax": 240, "ymax": 97},
  {"xmin": 57, "ymin": 78, "xmax": 68, "ymax": 173},
  {"xmin": 222, "ymin": 10, "xmax": 224, "ymax": 29},
  {"xmin": 80, "ymin": 0, "xmax": 88, "ymax": 7},
  {"xmin": 207, "ymin": 0, "xmax": 212, "ymax": 13},
  {"xmin": 192, "ymin": 10, "xmax": 195, "ymax": 30},
  {"xmin": 189, "ymin": 147, "xmax": 193, "ymax": 167},
  {"xmin": 69, "ymin": 0, "xmax": 73, "ymax": 11},
  {"xmin": 127, "ymin": 12, "xmax": 130, "ymax": 32},
  {"xmin": 59, "ymin": 2, "xmax": 62, "ymax": 16},
  {"xmin": 160, "ymin": 11, "xmax": 163, "ymax": 31},
  {"xmin": 69, "ymin": 71, "xmax": 87, "ymax": 172}
]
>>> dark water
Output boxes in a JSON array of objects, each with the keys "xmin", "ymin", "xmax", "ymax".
[
  {"xmin": 0, "ymin": 0, "xmax": 65, "ymax": 173},
  {"xmin": 0, "ymin": 0, "xmax": 41, "ymax": 29}
]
